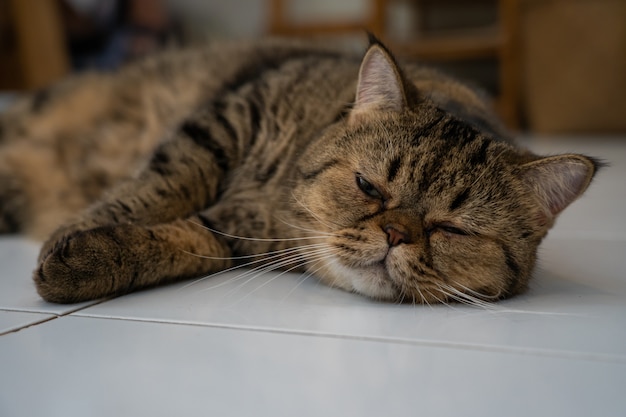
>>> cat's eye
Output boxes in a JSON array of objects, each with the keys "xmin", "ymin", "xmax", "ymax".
[
  {"xmin": 356, "ymin": 175, "xmax": 383, "ymax": 199},
  {"xmin": 427, "ymin": 222, "xmax": 469, "ymax": 237},
  {"xmin": 439, "ymin": 224, "xmax": 468, "ymax": 236}
]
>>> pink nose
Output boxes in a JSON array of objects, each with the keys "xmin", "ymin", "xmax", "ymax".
[{"xmin": 384, "ymin": 225, "xmax": 409, "ymax": 246}]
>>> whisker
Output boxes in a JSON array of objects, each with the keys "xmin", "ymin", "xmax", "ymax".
[
  {"xmin": 290, "ymin": 191, "xmax": 338, "ymax": 230},
  {"xmin": 436, "ymin": 283, "xmax": 578, "ymax": 316},
  {"xmin": 322, "ymin": 257, "xmax": 347, "ymax": 291},
  {"xmin": 439, "ymin": 286, "xmax": 490, "ymax": 310},
  {"xmin": 274, "ymin": 216, "xmax": 339, "ymax": 238},
  {"xmin": 187, "ymin": 219, "xmax": 330, "ymax": 242},
  {"xmin": 233, "ymin": 248, "xmax": 335, "ymax": 283},
  {"xmin": 203, "ymin": 247, "xmax": 335, "ymax": 296},
  {"xmin": 180, "ymin": 243, "xmax": 329, "ymax": 290},
  {"xmin": 452, "ymin": 281, "xmax": 501, "ymax": 300},
  {"xmin": 396, "ymin": 287, "xmax": 407, "ymax": 305},
  {"xmin": 224, "ymin": 250, "xmax": 335, "ymax": 302},
  {"xmin": 179, "ymin": 242, "xmax": 328, "ymax": 261},
  {"xmin": 443, "ymin": 283, "xmax": 508, "ymax": 310},
  {"xmin": 281, "ymin": 258, "xmax": 324, "ymax": 303},
  {"xmin": 279, "ymin": 271, "xmax": 314, "ymax": 303},
  {"xmin": 436, "ymin": 283, "xmax": 495, "ymax": 310},
  {"xmin": 237, "ymin": 255, "xmax": 332, "ymax": 300},
  {"xmin": 415, "ymin": 286, "xmax": 433, "ymax": 309},
  {"xmin": 423, "ymin": 288, "xmax": 449, "ymax": 308},
  {"xmin": 427, "ymin": 286, "xmax": 466, "ymax": 312}
]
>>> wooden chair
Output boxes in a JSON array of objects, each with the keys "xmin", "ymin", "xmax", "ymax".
[
  {"xmin": 268, "ymin": 0, "xmax": 520, "ymax": 128},
  {"xmin": 0, "ymin": 0, "xmax": 69, "ymax": 91}
]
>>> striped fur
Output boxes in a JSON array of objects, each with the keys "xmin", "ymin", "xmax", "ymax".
[{"xmin": 0, "ymin": 37, "xmax": 599, "ymax": 303}]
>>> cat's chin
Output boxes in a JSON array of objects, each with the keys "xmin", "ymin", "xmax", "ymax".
[{"xmin": 313, "ymin": 256, "xmax": 398, "ymax": 301}]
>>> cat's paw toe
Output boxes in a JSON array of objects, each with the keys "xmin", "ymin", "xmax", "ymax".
[
  {"xmin": 34, "ymin": 228, "xmax": 121, "ymax": 303},
  {"xmin": 37, "ymin": 223, "xmax": 87, "ymax": 264}
]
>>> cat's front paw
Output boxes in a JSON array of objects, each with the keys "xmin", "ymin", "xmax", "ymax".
[
  {"xmin": 37, "ymin": 222, "xmax": 94, "ymax": 264},
  {"xmin": 34, "ymin": 227, "xmax": 129, "ymax": 303}
]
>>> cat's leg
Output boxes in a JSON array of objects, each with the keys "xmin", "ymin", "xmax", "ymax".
[
  {"xmin": 35, "ymin": 108, "xmax": 241, "ymax": 302},
  {"xmin": 37, "ymin": 109, "xmax": 238, "ymax": 262},
  {"xmin": 0, "ymin": 165, "xmax": 22, "ymax": 233},
  {"xmin": 0, "ymin": 76, "xmax": 171, "ymax": 238},
  {"xmin": 0, "ymin": 63, "xmax": 212, "ymax": 237},
  {"xmin": 0, "ymin": 141, "xmax": 86, "ymax": 237},
  {"xmin": 35, "ymin": 215, "xmax": 232, "ymax": 303}
]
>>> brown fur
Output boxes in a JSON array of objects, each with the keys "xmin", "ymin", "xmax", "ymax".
[{"xmin": 0, "ymin": 37, "xmax": 599, "ymax": 304}]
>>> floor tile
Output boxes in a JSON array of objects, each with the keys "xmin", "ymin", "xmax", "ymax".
[
  {"xmin": 539, "ymin": 238, "xmax": 626, "ymax": 296},
  {"xmin": 1, "ymin": 316, "xmax": 624, "ymax": 417},
  {"xmin": 0, "ymin": 237, "xmax": 99, "ymax": 314},
  {"xmin": 546, "ymin": 177, "xmax": 626, "ymax": 240},
  {"xmin": 74, "ymin": 236, "xmax": 626, "ymax": 360},
  {"xmin": 0, "ymin": 311, "xmax": 55, "ymax": 334}
]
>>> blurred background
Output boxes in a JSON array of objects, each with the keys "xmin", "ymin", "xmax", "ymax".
[{"xmin": 0, "ymin": 0, "xmax": 624, "ymax": 133}]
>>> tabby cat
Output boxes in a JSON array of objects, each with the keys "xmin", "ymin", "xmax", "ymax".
[{"xmin": 0, "ymin": 36, "xmax": 599, "ymax": 304}]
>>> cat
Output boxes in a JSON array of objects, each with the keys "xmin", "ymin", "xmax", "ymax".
[{"xmin": 0, "ymin": 36, "xmax": 600, "ymax": 304}]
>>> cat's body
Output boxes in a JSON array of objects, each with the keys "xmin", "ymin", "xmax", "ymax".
[{"xmin": 0, "ymin": 37, "xmax": 599, "ymax": 304}]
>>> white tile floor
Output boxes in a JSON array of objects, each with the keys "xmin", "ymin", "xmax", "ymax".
[{"xmin": 1, "ymin": 136, "xmax": 625, "ymax": 417}]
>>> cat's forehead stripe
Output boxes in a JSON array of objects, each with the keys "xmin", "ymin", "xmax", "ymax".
[
  {"xmin": 403, "ymin": 130, "xmax": 496, "ymax": 200},
  {"xmin": 411, "ymin": 111, "xmax": 446, "ymax": 146},
  {"xmin": 299, "ymin": 158, "xmax": 340, "ymax": 181},
  {"xmin": 439, "ymin": 118, "xmax": 480, "ymax": 147},
  {"xmin": 387, "ymin": 155, "xmax": 403, "ymax": 182},
  {"xmin": 449, "ymin": 188, "xmax": 471, "ymax": 211}
]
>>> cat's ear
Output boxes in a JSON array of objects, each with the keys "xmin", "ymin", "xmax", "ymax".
[
  {"xmin": 518, "ymin": 154, "xmax": 601, "ymax": 220},
  {"xmin": 350, "ymin": 37, "xmax": 408, "ymax": 123}
]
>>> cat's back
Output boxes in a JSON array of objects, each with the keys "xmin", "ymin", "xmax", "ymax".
[
  {"xmin": 122, "ymin": 38, "xmax": 505, "ymax": 134},
  {"xmin": 0, "ymin": 37, "xmax": 507, "ymax": 239},
  {"xmin": 115, "ymin": 38, "xmax": 361, "ymax": 109}
]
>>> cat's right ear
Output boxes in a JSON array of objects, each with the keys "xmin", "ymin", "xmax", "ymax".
[
  {"xmin": 349, "ymin": 38, "xmax": 408, "ymax": 124},
  {"xmin": 518, "ymin": 154, "xmax": 601, "ymax": 223}
]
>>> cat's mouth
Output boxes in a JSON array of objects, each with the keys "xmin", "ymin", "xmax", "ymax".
[
  {"xmin": 317, "ymin": 252, "xmax": 400, "ymax": 300},
  {"xmin": 352, "ymin": 263, "xmax": 399, "ymax": 300}
]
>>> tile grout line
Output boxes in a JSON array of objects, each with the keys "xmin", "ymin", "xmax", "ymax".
[
  {"xmin": 0, "ymin": 296, "xmax": 116, "ymax": 336},
  {"xmin": 72, "ymin": 313, "xmax": 626, "ymax": 365},
  {"xmin": 0, "ymin": 315, "xmax": 59, "ymax": 336}
]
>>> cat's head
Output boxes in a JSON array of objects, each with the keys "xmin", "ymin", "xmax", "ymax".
[{"xmin": 292, "ymin": 38, "xmax": 600, "ymax": 304}]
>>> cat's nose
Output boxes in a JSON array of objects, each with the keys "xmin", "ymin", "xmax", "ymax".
[{"xmin": 384, "ymin": 224, "xmax": 410, "ymax": 246}]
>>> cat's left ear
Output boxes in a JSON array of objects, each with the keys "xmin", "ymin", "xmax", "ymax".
[
  {"xmin": 518, "ymin": 154, "xmax": 601, "ymax": 221},
  {"xmin": 350, "ymin": 37, "xmax": 410, "ymax": 124}
]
